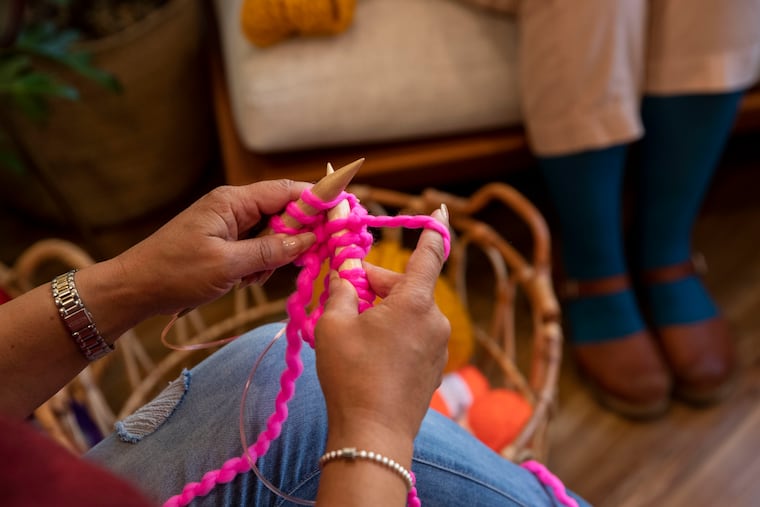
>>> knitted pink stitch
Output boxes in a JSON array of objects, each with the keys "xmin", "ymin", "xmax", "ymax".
[{"xmin": 163, "ymin": 189, "xmax": 449, "ymax": 507}]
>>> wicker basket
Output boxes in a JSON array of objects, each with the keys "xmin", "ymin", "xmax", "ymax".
[
  {"xmin": 350, "ymin": 182, "xmax": 562, "ymax": 462},
  {"xmin": 3, "ymin": 181, "xmax": 562, "ymax": 463}
]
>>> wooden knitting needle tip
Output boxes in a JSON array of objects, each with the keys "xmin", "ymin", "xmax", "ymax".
[
  {"xmin": 279, "ymin": 157, "xmax": 364, "ymax": 230},
  {"xmin": 244, "ymin": 158, "xmax": 364, "ymax": 288},
  {"xmin": 326, "ymin": 162, "xmax": 363, "ymax": 272}
]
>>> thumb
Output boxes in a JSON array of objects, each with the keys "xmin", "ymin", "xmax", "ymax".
[
  {"xmin": 323, "ymin": 271, "xmax": 359, "ymax": 317},
  {"xmin": 233, "ymin": 232, "xmax": 316, "ymax": 277}
]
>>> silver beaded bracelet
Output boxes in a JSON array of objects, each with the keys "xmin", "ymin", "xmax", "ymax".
[
  {"xmin": 318, "ymin": 447, "xmax": 414, "ymax": 492},
  {"xmin": 51, "ymin": 269, "xmax": 114, "ymax": 361}
]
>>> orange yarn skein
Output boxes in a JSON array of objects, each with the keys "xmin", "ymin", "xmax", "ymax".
[
  {"xmin": 467, "ymin": 389, "xmax": 532, "ymax": 452},
  {"xmin": 240, "ymin": 0, "xmax": 356, "ymax": 47},
  {"xmin": 429, "ymin": 366, "xmax": 489, "ymax": 419},
  {"xmin": 430, "ymin": 366, "xmax": 533, "ymax": 452}
]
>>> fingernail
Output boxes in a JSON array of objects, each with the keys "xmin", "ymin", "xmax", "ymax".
[
  {"xmin": 439, "ymin": 203, "xmax": 449, "ymax": 222},
  {"xmin": 282, "ymin": 232, "xmax": 316, "ymax": 255}
]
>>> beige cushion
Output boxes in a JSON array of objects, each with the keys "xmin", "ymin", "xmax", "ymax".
[{"xmin": 214, "ymin": 0, "xmax": 519, "ymax": 153}]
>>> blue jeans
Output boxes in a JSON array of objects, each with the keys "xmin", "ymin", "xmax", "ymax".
[{"xmin": 88, "ymin": 323, "xmax": 590, "ymax": 506}]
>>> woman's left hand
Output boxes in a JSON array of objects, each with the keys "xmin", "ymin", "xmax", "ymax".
[{"xmin": 112, "ymin": 179, "xmax": 315, "ymax": 317}]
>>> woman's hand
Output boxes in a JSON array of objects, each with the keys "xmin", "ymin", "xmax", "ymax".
[
  {"xmin": 315, "ymin": 207, "xmax": 451, "ymax": 445},
  {"xmin": 314, "ymin": 207, "xmax": 450, "ymax": 506},
  {"xmin": 1, "ymin": 179, "xmax": 316, "ymax": 417},
  {"xmin": 110, "ymin": 179, "xmax": 316, "ymax": 318}
]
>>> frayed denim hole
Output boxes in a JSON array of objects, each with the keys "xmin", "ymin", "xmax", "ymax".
[{"xmin": 115, "ymin": 369, "xmax": 191, "ymax": 443}]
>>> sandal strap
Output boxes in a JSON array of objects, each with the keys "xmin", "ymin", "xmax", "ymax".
[
  {"xmin": 563, "ymin": 274, "xmax": 631, "ymax": 300},
  {"xmin": 640, "ymin": 253, "xmax": 708, "ymax": 285}
]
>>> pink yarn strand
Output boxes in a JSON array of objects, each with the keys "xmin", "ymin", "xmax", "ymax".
[
  {"xmin": 163, "ymin": 188, "xmax": 450, "ymax": 507},
  {"xmin": 521, "ymin": 460, "xmax": 579, "ymax": 507}
]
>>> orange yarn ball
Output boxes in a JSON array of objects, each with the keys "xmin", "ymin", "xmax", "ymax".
[
  {"xmin": 430, "ymin": 366, "xmax": 489, "ymax": 419},
  {"xmin": 457, "ymin": 366, "xmax": 490, "ymax": 400},
  {"xmin": 467, "ymin": 389, "xmax": 532, "ymax": 452}
]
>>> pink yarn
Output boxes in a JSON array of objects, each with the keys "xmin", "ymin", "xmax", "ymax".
[
  {"xmin": 521, "ymin": 460, "xmax": 579, "ymax": 507},
  {"xmin": 163, "ymin": 188, "xmax": 573, "ymax": 506},
  {"xmin": 163, "ymin": 189, "xmax": 449, "ymax": 507}
]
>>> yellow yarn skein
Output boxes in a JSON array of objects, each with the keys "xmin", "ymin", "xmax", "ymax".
[
  {"xmin": 240, "ymin": 0, "xmax": 356, "ymax": 48},
  {"xmin": 311, "ymin": 238, "xmax": 475, "ymax": 373}
]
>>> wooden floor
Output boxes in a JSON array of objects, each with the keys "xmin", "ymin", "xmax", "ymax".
[{"xmin": 546, "ymin": 137, "xmax": 760, "ymax": 507}]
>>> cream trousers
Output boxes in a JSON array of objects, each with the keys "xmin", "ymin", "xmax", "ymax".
[{"xmin": 516, "ymin": 0, "xmax": 760, "ymax": 155}]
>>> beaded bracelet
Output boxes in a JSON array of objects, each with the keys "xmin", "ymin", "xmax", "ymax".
[
  {"xmin": 319, "ymin": 447, "xmax": 414, "ymax": 492},
  {"xmin": 51, "ymin": 269, "xmax": 113, "ymax": 361}
]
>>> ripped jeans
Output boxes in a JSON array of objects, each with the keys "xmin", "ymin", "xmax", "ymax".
[{"xmin": 87, "ymin": 323, "xmax": 591, "ymax": 507}]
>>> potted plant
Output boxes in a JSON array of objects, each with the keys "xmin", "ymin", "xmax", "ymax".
[{"xmin": 0, "ymin": 0, "xmax": 212, "ymax": 231}]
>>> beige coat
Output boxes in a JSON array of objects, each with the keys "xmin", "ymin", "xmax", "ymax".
[{"xmin": 511, "ymin": 0, "xmax": 760, "ymax": 155}]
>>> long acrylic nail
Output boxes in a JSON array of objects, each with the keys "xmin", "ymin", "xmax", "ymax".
[
  {"xmin": 439, "ymin": 203, "xmax": 449, "ymax": 222},
  {"xmin": 283, "ymin": 232, "xmax": 316, "ymax": 255}
]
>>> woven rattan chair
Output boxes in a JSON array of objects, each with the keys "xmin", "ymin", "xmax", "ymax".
[{"xmin": 3, "ymin": 181, "xmax": 562, "ymax": 463}]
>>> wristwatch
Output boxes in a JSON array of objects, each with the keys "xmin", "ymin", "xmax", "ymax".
[{"xmin": 52, "ymin": 270, "xmax": 114, "ymax": 361}]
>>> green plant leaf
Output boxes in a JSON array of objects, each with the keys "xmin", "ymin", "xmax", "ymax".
[
  {"xmin": 11, "ymin": 72, "xmax": 78, "ymax": 99},
  {"xmin": 17, "ymin": 23, "xmax": 122, "ymax": 93},
  {"xmin": 55, "ymin": 51, "xmax": 122, "ymax": 93},
  {"xmin": 16, "ymin": 22, "xmax": 78, "ymax": 55},
  {"xmin": 2, "ymin": 71, "xmax": 81, "ymax": 120}
]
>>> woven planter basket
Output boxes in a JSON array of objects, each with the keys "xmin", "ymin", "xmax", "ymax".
[
  {"xmin": 4, "ymin": 181, "xmax": 563, "ymax": 463},
  {"xmin": 0, "ymin": 0, "xmax": 211, "ymax": 227}
]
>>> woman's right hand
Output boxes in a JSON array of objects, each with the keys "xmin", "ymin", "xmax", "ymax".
[{"xmin": 314, "ymin": 207, "xmax": 451, "ymax": 448}]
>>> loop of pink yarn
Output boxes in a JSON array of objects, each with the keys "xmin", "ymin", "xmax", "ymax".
[
  {"xmin": 163, "ymin": 188, "xmax": 450, "ymax": 507},
  {"xmin": 521, "ymin": 460, "xmax": 579, "ymax": 507}
]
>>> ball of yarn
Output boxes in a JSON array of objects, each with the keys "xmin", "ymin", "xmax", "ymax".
[
  {"xmin": 240, "ymin": 0, "xmax": 356, "ymax": 48},
  {"xmin": 430, "ymin": 365, "xmax": 489, "ymax": 419},
  {"xmin": 467, "ymin": 389, "xmax": 532, "ymax": 452}
]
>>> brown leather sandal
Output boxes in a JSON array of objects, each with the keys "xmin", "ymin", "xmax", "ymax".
[
  {"xmin": 563, "ymin": 274, "xmax": 672, "ymax": 419},
  {"xmin": 640, "ymin": 257, "xmax": 737, "ymax": 405}
]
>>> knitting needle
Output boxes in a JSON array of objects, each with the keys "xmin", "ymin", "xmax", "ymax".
[
  {"xmin": 275, "ymin": 157, "xmax": 364, "ymax": 231},
  {"xmin": 326, "ymin": 162, "xmax": 363, "ymax": 272},
  {"xmin": 244, "ymin": 158, "xmax": 365, "ymax": 287},
  {"xmin": 177, "ymin": 159, "xmax": 365, "ymax": 317}
]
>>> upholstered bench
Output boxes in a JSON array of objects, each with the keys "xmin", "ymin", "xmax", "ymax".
[{"xmin": 210, "ymin": 0, "xmax": 529, "ymax": 187}]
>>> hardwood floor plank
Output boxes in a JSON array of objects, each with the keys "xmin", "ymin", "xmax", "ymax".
[{"xmin": 656, "ymin": 367, "xmax": 760, "ymax": 506}]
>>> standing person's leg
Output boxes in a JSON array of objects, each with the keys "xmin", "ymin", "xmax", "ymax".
[
  {"xmin": 632, "ymin": 0, "xmax": 760, "ymax": 403},
  {"xmin": 518, "ymin": 0, "xmax": 671, "ymax": 418},
  {"xmin": 88, "ymin": 323, "xmax": 590, "ymax": 506}
]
